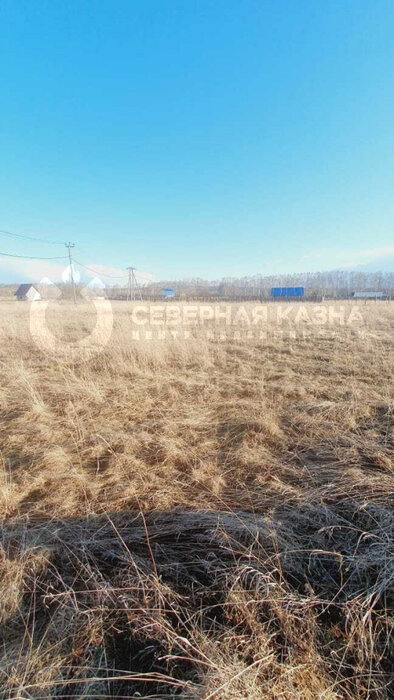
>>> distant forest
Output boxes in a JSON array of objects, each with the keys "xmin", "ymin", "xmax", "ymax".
[
  {"xmin": 113, "ymin": 269, "xmax": 394, "ymax": 300},
  {"xmin": 1, "ymin": 269, "xmax": 394, "ymax": 301}
]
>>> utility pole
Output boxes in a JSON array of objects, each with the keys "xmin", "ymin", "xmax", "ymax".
[
  {"xmin": 126, "ymin": 267, "xmax": 132, "ymax": 301},
  {"xmin": 126, "ymin": 267, "xmax": 142, "ymax": 301},
  {"xmin": 65, "ymin": 242, "xmax": 77, "ymax": 304}
]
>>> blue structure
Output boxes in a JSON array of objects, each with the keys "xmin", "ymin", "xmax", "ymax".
[
  {"xmin": 270, "ymin": 287, "xmax": 305, "ymax": 298},
  {"xmin": 162, "ymin": 288, "xmax": 175, "ymax": 298}
]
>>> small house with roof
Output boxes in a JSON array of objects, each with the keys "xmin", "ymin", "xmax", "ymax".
[{"xmin": 15, "ymin": 284, "xmax": 41, "ymax": 301}]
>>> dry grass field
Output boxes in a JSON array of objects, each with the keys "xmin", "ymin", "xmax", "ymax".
[{"xmin": 0, "ymin": 299, "xmax": 393, "ymax": 698}]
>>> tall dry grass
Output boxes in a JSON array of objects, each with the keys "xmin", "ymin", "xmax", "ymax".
[{"xmin": 0, "ymin": 299, "xmax": 393, "ymax": 698}]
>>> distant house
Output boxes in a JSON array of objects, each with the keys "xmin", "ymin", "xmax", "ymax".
[
  {"xmin": 270, "ymin": 286, "xmax": 305, "ymax": 298},
  {"xmin": 15, "ymin": 284, "xmax": 41, "ymax": 301},
  {"xmin": 352, "ymin": 291, "xmax": 385, "ymax": 299},
  {"xmin": 161, "ymin": 288, "xmax": 176, "ymax": 299}
]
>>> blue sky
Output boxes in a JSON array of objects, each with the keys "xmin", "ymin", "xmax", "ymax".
[{"xmin": 1, "ymin": 0, "xmax": 394, "ymax": 283}]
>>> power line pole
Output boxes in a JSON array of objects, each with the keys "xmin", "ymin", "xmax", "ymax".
[
  {"xmin": 126, "ymin": 266, "xmax": 132, "ymax": 301},
  {"xmin": 65, "ymin": 242, "xmax": 76, "ymax": 304},
  {"xmin": 126, "ymin": 266, "xmax": 142, "ymax": 301}
]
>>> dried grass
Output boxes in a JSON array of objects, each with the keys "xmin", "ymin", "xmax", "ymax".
[{"xmin": 0, "ymin": 300, "xmax": 393, "ymax": 698}]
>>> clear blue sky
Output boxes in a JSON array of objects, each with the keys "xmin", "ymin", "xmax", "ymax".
[{"xmin": 1, "ymin": 0, "xmax": 394, "ymax": 282}]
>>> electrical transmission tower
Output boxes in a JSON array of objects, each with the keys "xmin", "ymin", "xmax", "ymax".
[
  {"xmin": 65, "ymin": 242, "xmax": 76, "ymax": 304},
  {"xmin": 126, "ymin": 267, "xmax": 142, "ymax": 301}
]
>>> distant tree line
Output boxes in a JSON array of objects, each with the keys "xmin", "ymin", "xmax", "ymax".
[
  {"xmin": 107, "ymin": 269, "xmax": 394, "ymax": 300},
  {"xmin": 3, "ymin": 268, "xmax": 393, "ymax": 302}
]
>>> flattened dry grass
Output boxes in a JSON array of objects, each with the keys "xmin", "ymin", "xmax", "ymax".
[{"xmin": 0, "ymin": 300, "xmax": 393, "ymax": 698}]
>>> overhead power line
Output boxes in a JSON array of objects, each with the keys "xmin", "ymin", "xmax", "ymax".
[
  {"xmin": 0, "ymin": 231, "xmax": 154, "ymax": 283},
  {"xmin": 74, "ymin": 259, "xmax": 128, "ymax": 280},
  {"xmin": 130, "ymin": 269, "xmax": 153, "ymax": 280},
  {"xmin": 0, "ymin": 251, "xmax": 68, "ymax": 260},
  {"xmin": 0, "ymin": 228, "xmax": 64, "ymax": 246}
]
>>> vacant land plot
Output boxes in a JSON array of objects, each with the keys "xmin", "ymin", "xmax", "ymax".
[{"xmin": 0, "ymin": 300, "xmax": 393, "ymax": 698}]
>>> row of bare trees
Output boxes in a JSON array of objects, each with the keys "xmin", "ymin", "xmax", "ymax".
[{"xmin": 107, "ymin": 269, "xmax": 394, "ymax": 300}]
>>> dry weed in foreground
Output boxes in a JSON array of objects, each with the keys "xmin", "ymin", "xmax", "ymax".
[{"xmin": 0, "ymin": 300, "xmax": 393, "ymax": 698}]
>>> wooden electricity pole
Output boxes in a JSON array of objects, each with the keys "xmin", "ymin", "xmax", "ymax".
[{"xmin": 65, "ymin": 242, "xmax": 77, "ymax": 304}]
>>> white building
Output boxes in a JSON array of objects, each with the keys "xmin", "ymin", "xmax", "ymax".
[{"xmin": 352, "ymin": 291, "xmax": 384, "ymax": 299}]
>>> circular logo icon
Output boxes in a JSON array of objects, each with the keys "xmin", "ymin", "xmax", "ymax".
[{"xmin": 29, "ymin": 275, "xmax": 114, "ymax": 362}]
